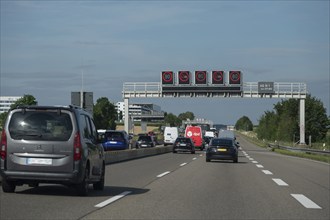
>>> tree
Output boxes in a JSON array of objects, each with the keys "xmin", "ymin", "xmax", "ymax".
[
  {"xmin": 178, "ymin": 111, "xmax": 195, "ymax": 121},
  {"xmin": 164, "ymin": 113, "xmax": 181, "ymax": 127},
  {"xmin": 10, "ymin": 94, "xmax": 38, "ymax": 109},
  {"xmin": 256, "ymin": 94, "xmax": 329, "ymax": 143},
  {"xmin": 93, "ymin": 97, "xmax": 117, "ymax": 130},
  {"xmin": 235, "ymin": 116, "xmax": 253, "ymax": 131},
  {"xmin": 0, "ymin": 94, "xmax": 38, "ymax": 128}
]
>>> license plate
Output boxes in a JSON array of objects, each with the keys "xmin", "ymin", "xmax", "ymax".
[
  {"xmin": 141, "ymin": 144, "xmax": 147, "ymax": 147},
  {"xmin": 27, "ymin": 158, "xmax": 52, "ymax": 165},
  {"xmin": 218, "ymin": 149, "xmax": 227, "ymax": 152},
  {"xmin": 110, "ymin": 141, "xmax": 117, "ymax": 144},
  {"xmin": 179, "ymin": 144, "xmax": 187, "ymax": 146}
]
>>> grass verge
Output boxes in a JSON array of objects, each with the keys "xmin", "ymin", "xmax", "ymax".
[{"xmin": 238, "ymin": 131, "xmax": 330, "ymax": 164}]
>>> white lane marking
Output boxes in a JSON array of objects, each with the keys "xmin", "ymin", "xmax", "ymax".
[
  {"xmin": 249, "ymin": 158, "xmax": 254, "ymax": 160},
  {"xmin": 291, "ymin": 194, "xmax": 322, "ymax": 209},
  {"xmin": 192, "ymin": 157, "xmax": 197, "ymax": 160},
  {"xmin": 272, "ymin": 178, "xmax": 289, "ymax": 186},
  {"xmin": 262, "ymin": 170, "xmax": 273, "ymax": 175},
  {"xmin": 95, "ymin": 191, "xmax": 131, "ymax": 208},
  {"xmin": 180, "ymin": 163, "xmax": 187, "ymax": 166},
  {"xmin": 157, "ymin": 171, "xmax": 171, "ymax": 178},
  {"xmin": 252, "ymin": 161, "xmax": 258, "ymax": 164},
  {"xmin": 256, "ymin": 164, "xmax": 264, "ymax": 168},
  {"xmin": 199, "ymin": 154, "xmax": 203, "ymax": 157}
]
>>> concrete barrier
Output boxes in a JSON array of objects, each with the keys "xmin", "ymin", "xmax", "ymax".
[
  {"xmin": 0, "ymin": 146, "xmax": 173, "ymax": 183},
  {"xmin": 105, "ymin": 146, "xmax": 173, "ymax": 164}
]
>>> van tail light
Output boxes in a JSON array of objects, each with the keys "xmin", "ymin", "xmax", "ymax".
[
  {"xmin": 1, "ymin": 129, "xmax": 7, "ymax": 160},
  {"xmin": 73, "ymin": 132, "xmax": 82, "ymax": 161}
]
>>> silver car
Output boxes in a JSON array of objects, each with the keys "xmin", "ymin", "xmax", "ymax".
[{"xmin": 0, "ymin": 105, "xmax": 105, "ymax": 196}]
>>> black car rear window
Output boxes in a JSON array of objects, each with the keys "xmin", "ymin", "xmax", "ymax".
[
  {"xmin": 138, "ymin": 136, "xmax": 151, "ymax": 141},
  {"xmin": 176, "ymin": 138, "xmax": 190, "ymax": 143},
  {"xmin": 9, "ymin": 111, "xmax": 73, "ymax": 141},
  {"xmin": 105, "ymin": 132, "xmax": 124, "ymax": 141},
  {"xmin": 210, "ymin": 139, "xmax": 233, "ymax": 147}
]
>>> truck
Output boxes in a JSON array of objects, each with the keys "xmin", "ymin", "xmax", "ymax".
[{"xmin": 185, "ymin": 125, "xmax": 204, "ymax": 150}]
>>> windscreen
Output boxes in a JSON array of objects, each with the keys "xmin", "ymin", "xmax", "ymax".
[
  {"xmin": 9, "ymin": 110, "xmax": 73, "ymax": 141},
  {"xmin": 210, "ymin": 139, "xmax": 233, "ymax": 147}
]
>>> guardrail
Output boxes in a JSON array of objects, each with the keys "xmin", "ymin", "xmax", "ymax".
[{"xmin": 268, "ymin": 143, "xmax": 330, "ymax": 156}]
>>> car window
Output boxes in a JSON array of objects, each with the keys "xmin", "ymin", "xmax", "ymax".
[
  {"xmin": 210, "ymin": 139, "xmax": 233, "ymax": 147},
  {"xmin": 105, "ymin": 132, "xmax": 124, "ymax": 141},
  {"xmin": 9, "ymin": 111, "xmax": 73, "ymax": 141},
  {"xmin": 138, "ymin": 136, "xmax": 151, "ymax": 141},
  {"xmin": 80, "ymin": 114, "xmax": 91, "ymax": 139}
]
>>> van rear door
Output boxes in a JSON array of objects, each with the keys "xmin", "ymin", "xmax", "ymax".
[{"xmin": 5, "ymin": 108, "xmax": 75, "ymax": 173}]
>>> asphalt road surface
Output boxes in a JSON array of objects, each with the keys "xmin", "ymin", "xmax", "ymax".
[{"xmin": 1, "ymin": 134, "xmax": 329, "ymax": 220}]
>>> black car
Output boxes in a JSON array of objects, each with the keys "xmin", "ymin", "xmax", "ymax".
[
  {"xmin": 136, "ymin": 135, "xmax": 156, "ymax": 148},
  {"xmin": 206, "ymin": 137, "xmax": 238, "ymax": 163},
  {"xmin": 173, "ymin": 137, "xmax": 195, "ymax": 154}
]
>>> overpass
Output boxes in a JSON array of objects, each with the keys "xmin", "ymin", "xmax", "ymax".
[{"xmin": 122, "ymin": 81, "xmax": 307, "ymax": 144}]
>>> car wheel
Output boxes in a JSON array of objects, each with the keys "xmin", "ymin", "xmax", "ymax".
[
  {"xmin": 2, "ymin": 179, "xmax": 16, "ymax": 193},
  {"xmin": 93, "ymin": 163, "xmax": 105, "ymax": 191},
  {"xmin": 191, "ymin": 151, "xmax": 195, "ymax": 154},
  {"xmin": 206, "ymin": 158, "xmax": 211, "ymax": 162},
  {"xmin": 173, "ymin": 150, "xmax": 177, "ymax": 153},
  {"xmin": 77, "ymin": 166, "xmax": 89, "ymax": 196},
  {"xmin": 233, "ymin": 157, "xmax": 238, "ymax": 163}
]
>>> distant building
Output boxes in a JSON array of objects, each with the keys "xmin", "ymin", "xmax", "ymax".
[
  {"xmin": 0, "ymin": 96, "xmax": 22, "ymax": 114},
  {"xmin": 116, "ymin": 102, "xmax": 164, "ymax": 122}
]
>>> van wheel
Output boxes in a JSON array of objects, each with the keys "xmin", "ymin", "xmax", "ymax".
[
  {"xmin": 93, "ymin": 164, "xmax": 105, "ymax": 190},
  {"xmin": 77, "ymin": 167, "xmax": 89, "ymax": 196},
  {"xmin": 2, "ymin": 179, "xmax": 16, "ymax": 193}
]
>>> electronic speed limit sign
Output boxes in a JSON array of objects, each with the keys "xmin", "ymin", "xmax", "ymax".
[
  {"xmin": 211, "ymin": 71, "xmax": 224, "ymax": 84},
  {"xmin": 161, "ymin": 71, "xmax": 174, "ymax": 84},
  {"xmin": 229, "ymin": 71, "xmax": 242, "ymax": 85},
  {"xmin": 195, "ymin": 71, "xmax": 207, "ymax": 84},
  {"xmin": 178, "ymin": 71, "xmax": 190, "ymax": 84}
]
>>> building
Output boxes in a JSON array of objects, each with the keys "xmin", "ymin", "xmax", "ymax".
[
  {"xmin": 0, "ymin": 96, "xmax": 22, "ymax": 114},
  {"xmin": 116, "ymin": 102, "xmax": 164, "ymax": 122}
]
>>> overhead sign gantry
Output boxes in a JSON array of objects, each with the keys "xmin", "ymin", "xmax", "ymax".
[{"xmin": 122, "ymin": 70, "xmax": 307, "ymax": 144}]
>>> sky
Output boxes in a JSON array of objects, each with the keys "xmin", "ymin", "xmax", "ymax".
[{"xmin": 1, "ymin": 0, "xmax": 329, "ymax": 125}]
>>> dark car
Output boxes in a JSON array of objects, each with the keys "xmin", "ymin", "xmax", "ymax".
[
  {"xmin": 173, "ymin": 137, "xmax": 195, "ymax": 154},
  {"xmin": 0, "ymin": 105, "xmax": 105, "ymax": 196},
  {"xmin": 102, "ymin": 130, "xmax": 129, "ymax": 151},
  {"xmin": 136, "ymin": 135, "xmax": 156, "ymax": 148},
  {"xmin": 206, "ymin": 137, "xmax": 238, "ymax": 163}
]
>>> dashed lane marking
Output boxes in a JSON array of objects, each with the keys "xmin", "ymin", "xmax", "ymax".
[
  {"xmin": 291, "ymin": 194, "xmax": 322, "ymax": 209},
  {"xmin": 262, "ymin": 170, "xmax": 273, "ymax": 175},
  {"xmin": 95, "ymin": 191, "xmax": 132, "ymax": 208},
  {"xmin": 272, "ymin": 178, "xmax": 289, "ymax": 186},
  {"xmin": 256, "ymin": 164, "xmax": 264, "ymax": 168},
  {"xmin": 180, "ymin": 163, "xmax": 187, "ymax": 166},
  {"xmin": 157, "ymin": 171, "xmax": 171, "ymax": 178}
]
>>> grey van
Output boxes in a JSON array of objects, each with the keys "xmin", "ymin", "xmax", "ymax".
[{"xmin": 0, "ymin": 105, "xmax": 105, "ymax": 196}]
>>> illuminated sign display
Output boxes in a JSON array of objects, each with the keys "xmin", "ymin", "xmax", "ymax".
[
  {"xmin": 211, "ymin": 71, "xmax": 224, "ymax": 84},
  {"xmin": 161, "ymin": 71, "xmax": 174, "ymax": 84},
  {"xmin": 229, "ymin": 71, "xmax": 241, "ymax": 85},
  {"xmin": 195, "ymin": 71, "xmax": 207, "ymax": 84},
  {"xmin": 178, "ymin": 71, "xmax": 190, "ymax": 84}
]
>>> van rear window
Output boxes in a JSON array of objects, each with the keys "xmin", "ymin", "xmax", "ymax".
[{"xmin": 8, "ymin": 111, "xmax": 73, "ymax": 141}]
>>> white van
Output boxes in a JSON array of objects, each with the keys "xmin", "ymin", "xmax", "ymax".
[{"xmin": 164, "ymin": 127, "xmax": 179, "ymax": 146}]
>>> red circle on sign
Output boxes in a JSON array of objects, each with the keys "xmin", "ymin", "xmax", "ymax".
[
  {"xmin": 212, "ymin": 71, "xmax": 223, "ymax": 82},
  {"xmin": 162, "ymin": 72, "xmax": 173, "ymax": 82},
  {"xmin": 195, "ymin": 71, "xmax": 206, "ymax": 82},
  {"xmin": 230, "ymin": 71, "xmax": 240, "ymax": 82},
  {"xmin": 179, "ymin": 71, "xmax": 189, "ymax": 82}
]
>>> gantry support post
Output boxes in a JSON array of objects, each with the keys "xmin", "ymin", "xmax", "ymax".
[{"xmin": 299, "ymin": 98, "xmax": 306, "ymax": 145}]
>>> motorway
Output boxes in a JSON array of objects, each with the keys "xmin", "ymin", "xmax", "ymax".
[{"xmin": 1, "ymin": 134, "xmax": 329, "ymax": 220}]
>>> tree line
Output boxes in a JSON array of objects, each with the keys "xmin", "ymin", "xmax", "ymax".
[{"xmin": 1, "ymin": 94, "xmax": 329, "ymax": 145}]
